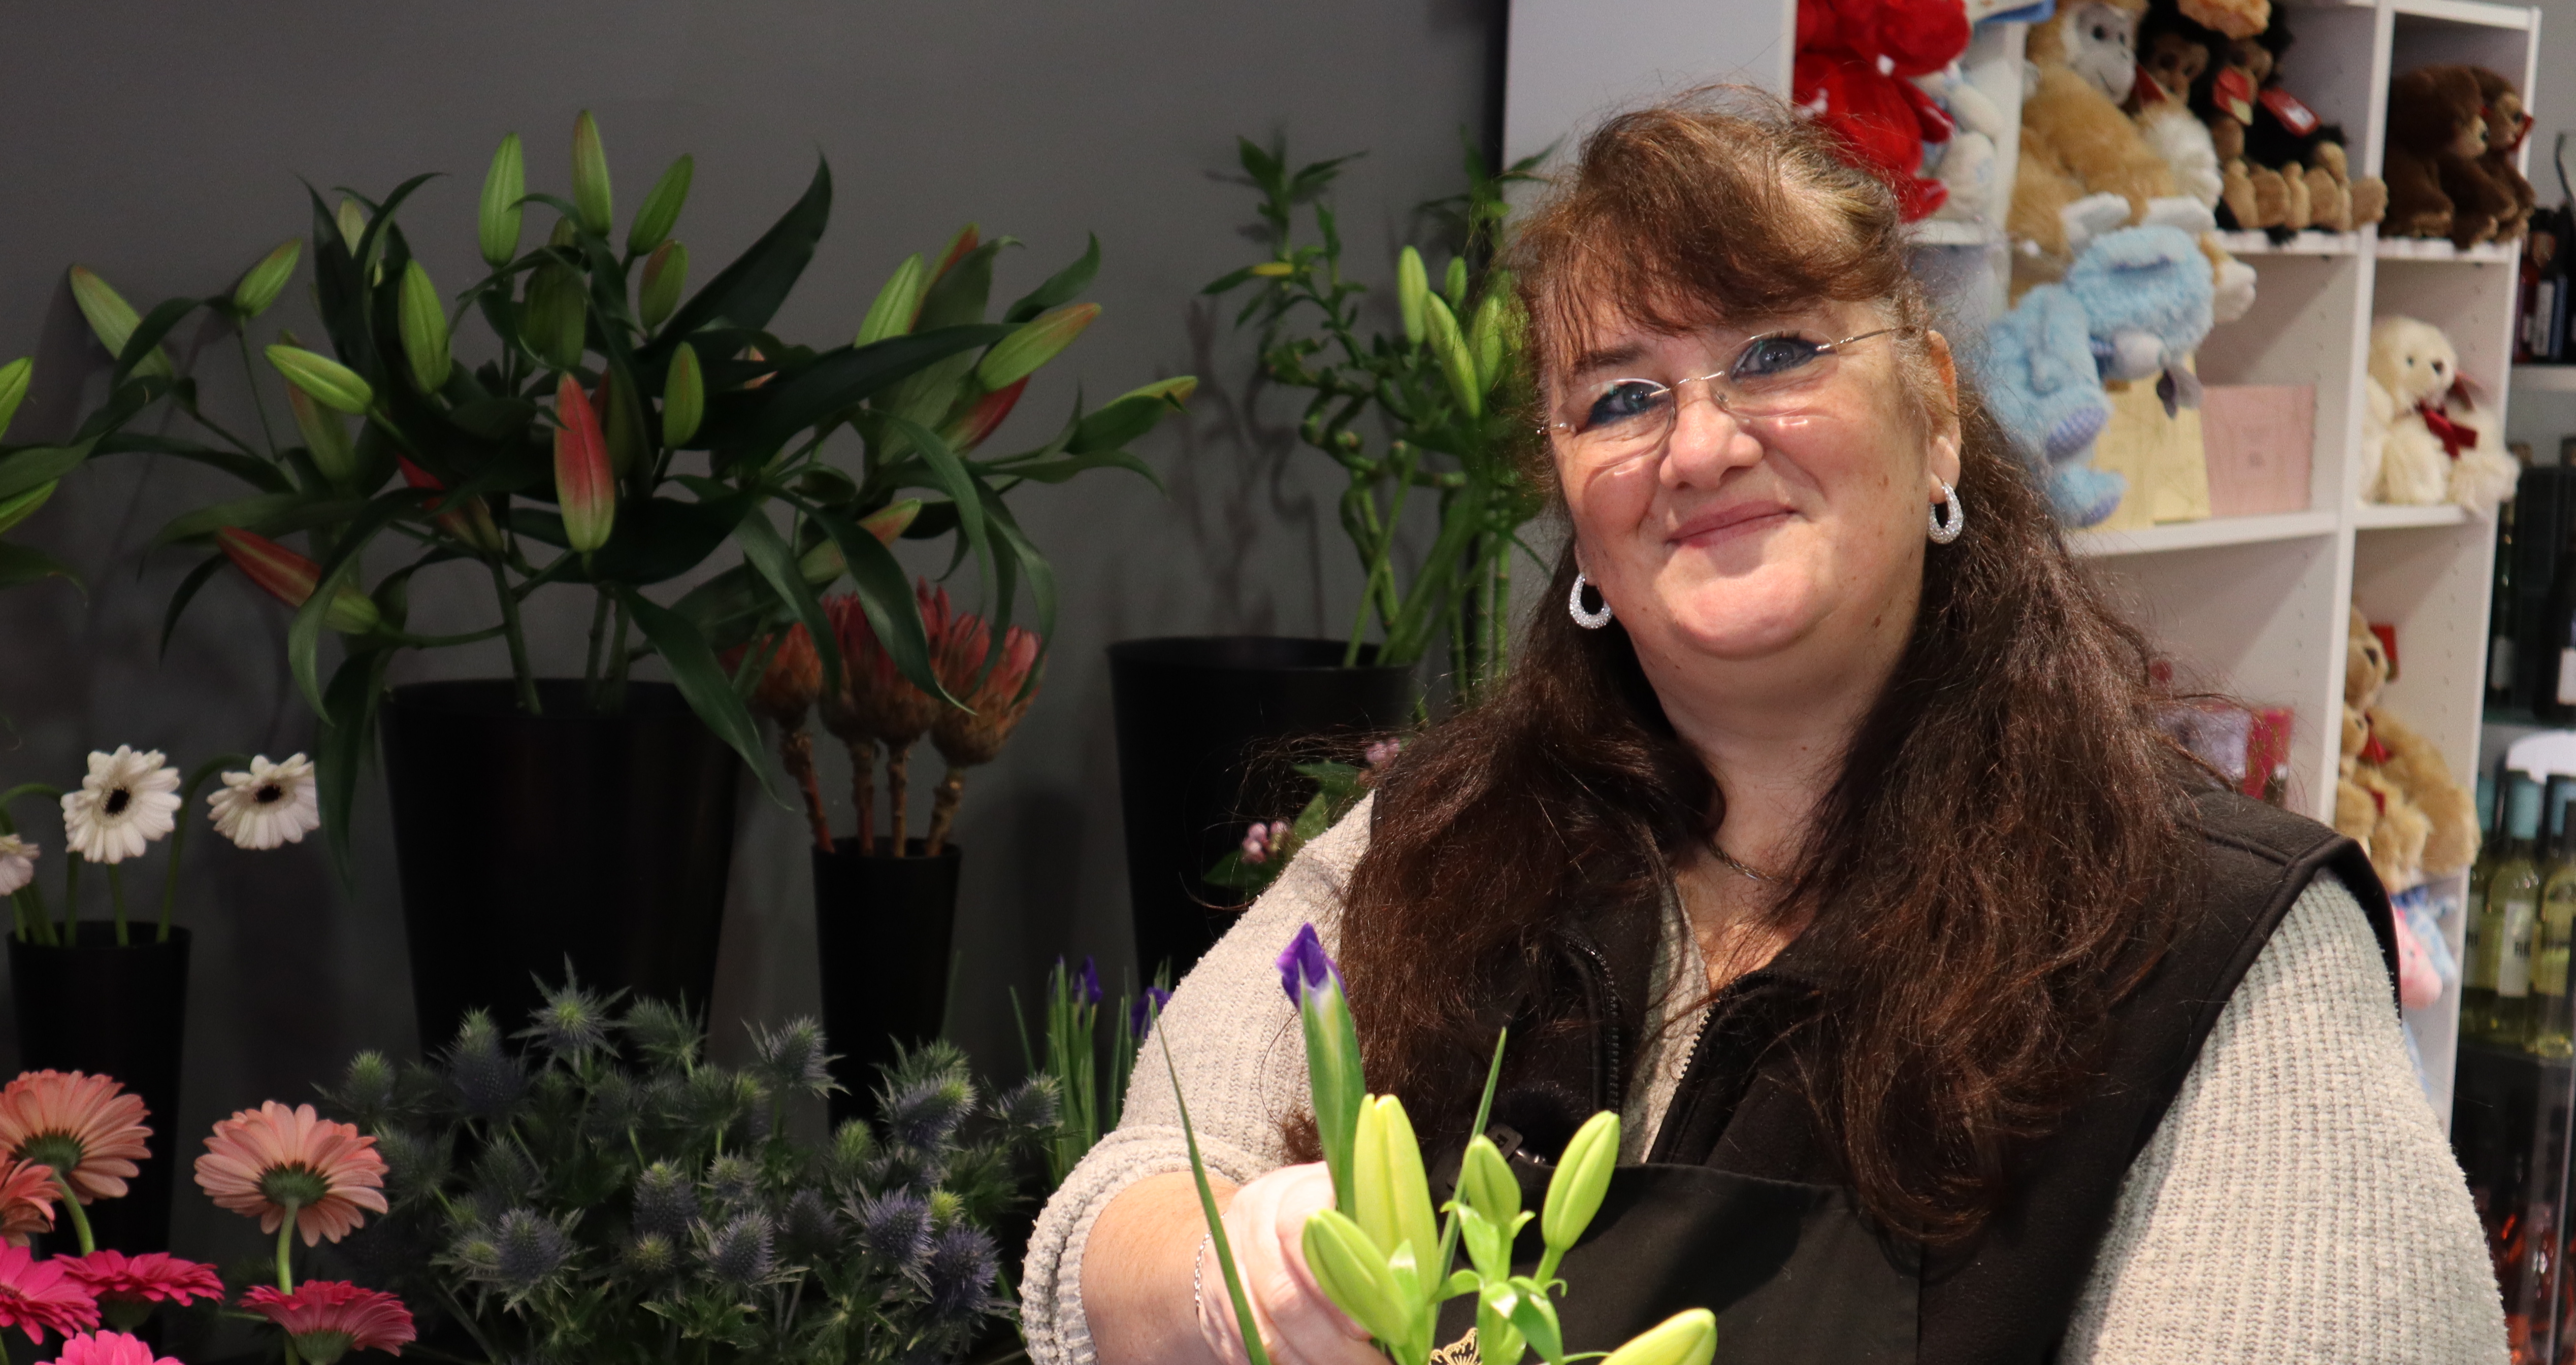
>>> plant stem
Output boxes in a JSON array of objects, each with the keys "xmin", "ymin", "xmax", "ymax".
[
  {"xmin": 108, "ymin": 862, "xmax": 128, "ymax": 947},
  {"xmin": 237, "ymin": 327, "xmax": 281, "ymax": 457},
  {"xmin": 605, "ymin": 598, "xmax": 632, "ymax": 715},
  {"xmin": 276, "ymin": 1198, "xmax": 301, "ymax": 1291},
  {"xmin": 487, "ymin": 558, "xmax": 541, "ymax": 715},
  {"xmin": 847, "ymin": 739, "xmax": 876, "ymax": 855},
  {"xmin": 886, "ymin": 744, "xmax": 915, "ymax": 854},
  {"xmin": 60, "ymin": 854, "xmax": 80, "ymax": 945},
  {"xmin": 925, "ymin": 766, "xmax": 966, "ymax": 856},
  {"xmin": 780, "ymin": 729, "xmax": 833, "ymax": 853},
  {"xmin": 53, "ymin": 1173, "xmax": 95, "ymax": 1254},
  {"xmin": 584, "ymin": 590, "xmax": 612, "ymax": 710}
]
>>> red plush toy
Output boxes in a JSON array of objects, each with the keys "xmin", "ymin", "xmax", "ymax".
[{"xmin": 1795, "ymin": 0, "xmax": 1973, "ymax": 220}]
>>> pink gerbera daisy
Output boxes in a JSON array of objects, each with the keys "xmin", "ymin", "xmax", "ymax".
[
  {"xmin": 0, "ymin": 1242, "xmax": 102, "ymax": 1342},
  {"xmin": 193, "ymin": 1102, "xmax": 387, "ymax": 1246},
  {"xmin": 59, "ymin": 1250, "xmax": 224, "ymax": 1330},
  {"xmin": 0, "ymin": 1158, "xmax": 58, "ymax": 1244},
  {"xmin": 57, "ymin": 1330, "xmax": 183, "ymax": 1365},
  {"xmin": 0, "ymin": 1071, "xmax": 152, "ymax": 1204},
  {"xmin": 241, "ymin": 1281, "xmax": 414, "ymax": 1363}
]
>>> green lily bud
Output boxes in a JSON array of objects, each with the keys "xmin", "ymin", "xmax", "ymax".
[
  {"xmin": 1301, "ymin": 1209, "xmax": 1409, "ymax": 1346},
  {"xmin": 855, "ymin": 253, "xmax": 927, "ymax": 346},
  {"xmin": 975, "ymin": 302, "xmax": 1099, "ymax": 390},
  {"xmin": 600, "ymin": 371, "xmax": 642, "ymax": 476},
  {"xmin": 1396, "ymin": 246, "xmax": 1429, "ymax": 345},
  {"xmin": 232, "ymin": 240, "xmax": 301, "ymax": 319},
  {"xmin": 285, "ymin": 382, "xmax": 354, "ymax": 485},
  {"xmin": 0, "ymin": 481, "xmax": 54, "ymax": 538},
  {"xmin": 336, "ymin": 198, "xmax": 368, "ymax": 255},
  {"xmin": 524, "ymin": 262, "xmax": 587, "ymax": 372},
  {"xmin": 1600, "ymin": 1310, "xmax": 1716, "ymax": 1365},
  {"xmin": 480, "ymin": 132, "xmax": 526, "ymax": 268},
  {"xmin": 660, "ymin": 342, "xmax": 704, "ymax": 447},
  {"xmin": 1421, "ymin": 294, "xmax": 1481, "ymax": 421},
  {"xmin": 628, "ymin": 154, "xmax": 693, "ymax": 255},
  {"xmin": 1351, "ymin": 1094, "xmax": 1439, "ymax": 1270},
  {"xmin": 549, "ymin": 216, "xmax": 579, "ymax": 250},
  {"xmin": 68, "ymin": 267, "xmax": 169, "ymax": 378},
  {"xmin": 1443, "ymin": 255, "xmax": 1469, "ymax": 308},
  {"xmin": 266, "ymin": 344, "xmax": 373, "ymax": 415},
  {"xmin": 1469, "ymin": 290, "xmax": 1507, "ymax": 394},
  {"xmin": 1458, "ymin": 1135, "xmax": 1520, "ymax": 1225},
  {"xmin": 399, "ymin": 261, "xmax": 453, "ymax": 394},
  {"xmin": 1249, "ymin": 261, "xmax": 1294, "ymax": 278},
  {"xmin": 1069, "ymin": 375, "xmax": 1195, "ymax": 454},
  {"xmin": 639, "ymin": 240, "xmax": 688, "ymax": 331},
  {"xmin": 1477, "ymin": 1288, "xmax": 1528, "ymax": 1365},
  {"xmin": 0, "ymin": 358, "xmax": 30, "ymax": 442},
  {"xmin": 1541, "ymin": 1110, "xmax": 1619, "ymax": 1256},
  {"xmin": 571, "ymin": 110, "xmax": 613, "ymax": 237}
]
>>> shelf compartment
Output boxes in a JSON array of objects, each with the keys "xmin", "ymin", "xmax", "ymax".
[
  {"xmin": 2388, "ymin": 0, "xmax": 2535, "ymax": 28},
  {"xmin": 2213, "ymin": 229, "xmax": 2360, "ymax": 256},
  {"xmin": 2516, "ymin": 365, "xmax": 2576, "ymax": 394},
  {"xmin": 2355, "ymin": 502, "xmax": 2471, "ymax": 528},
  {"xmin": 2072, "ymin": 510, "xmax": 2337, "ymax": 556}
]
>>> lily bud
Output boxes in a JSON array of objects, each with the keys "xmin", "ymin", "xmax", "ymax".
[
  {"xmin": 333, "ymin": 199, "xmax": 368, "ymax": 257},
  {"xmin": 628, "ymin": 154, "xmax": 694, "ymax": 255},
  {"xmin": 660, "ymin": 342, "xmax": 704, "ymax": 447},
  {"xmin": 0, "ymin": 358, "xmax": 30, "ymax": 442},
  {"xmin": 1541, "ymin": 1110, "xmax": 1620, "ymax": 1255},
  {"xmin": 553, "ymin": 374, "xmax": 616, "ymax": 553},
  {"xmin": 1396, "ymin": 246, "xmax": 1429, "ymax": 345},
  {"xmin": 285, "ymin": 383, "xmax": 354, "ymax": 486},
  {"xmin": 597, "ymin": 371, "xmax": 642, "ymax": 477},
  {"xmin": 1070, "ymin": 375, "xmax": 1195, "ymax": 454},
  {"xmin": 639, "ymin": 240, "xmax": 688, "ymax": 331},
  {"xmin": 941, "ymin": 378, "xmax": 1026, "ymax": 452},
  {"xmin": 931, "ymin": 224, "xmax": 980, "ymax": 281},
  {"xmin": 796, "ymin": 499, "xmax": 919, "ymax": 584},
  {"xmin": 976, "ymin": 303, "xmax": 1099, "ymax": 390},
  {"xmin": 1421, "ymin": 295, "xmax": 1481, "ymax": 421},
  {"xmin": 68, "ymin": 267, "xmax": 170, "ymax": 378},
  {"xmin": 571, "ymin": 110, "xmax": 613, "ymax": 237},
  {"xmin": 1249, "ymin": 261, "xmax": 1294, "ymax": 278},
  {"xmin": 480, "ymin": 132, "xmax": 526, "ymax": 268},
  {"xmin": 1443, "ymin": 255, "xmax": 1469, "ymax": 308},
  {"xmin": 398, "ymin": 261, "xmax": 453, "ymax": 394},
  {"xmin": 1600, "ymin": 1310, "xmax": 1717, "ymax": 1365},
  {"xmin": 1458, "ymin": 1135, "xmax": 1520, "ymax": 1225},
  {"xmin": 1469, "ymin": 290, "xmax": 1507, "ymax": 394},
  {"xmin": 215, "ymin": 527, "xmax": 381, "ymax": 635},
  {"xmin": 856, "ymin": 253, "xmax": 926, "ymax": 346},
  {"xmin": 266, "ymin": 344, "xmax": 374, "ymax": 415},
  {"xmin": 232, "ymin": 240, "xmax": 301, "ymax": 320},
  {"xmin": 1300, "ymin": 1209, "xmax": 1409, "ymax": 1346},
  {"xmin": 399, "ymin": 456, "xmax": 502, "ymax": 554},
  {"xmin": 859, "ymin": 498, "xmax": 922, "ymax": 544},
  {"xmin": 524, "ymin": 262, "xmax": 587, "ymax": 372},
  {"xmin": 1351, "ymin": 1094, "xmax": 1439, "ymax": 1268},
  {"xmin": 549, "ymin": 217, "xmax": 579, "ymax": 250}
]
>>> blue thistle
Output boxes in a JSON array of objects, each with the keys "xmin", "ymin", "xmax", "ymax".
[
  {"xmin": 879, "ymin": 1073, "xmax": 975, "ymax": 1150},
  {"xmin": 704, "ymin": 1153, "xmax": 760, "ymax": 1212},
  {"xmin": 921, "ymin": 1222, "xmax": 1000, "ymax": 1324},
  {"xmin": 781, "ymin": 1187, "xmax": 842, "ymax": 1261},
  {"xmin": 518, "ymin": 976, "xmax": 615, "ymax": 1059},
  {"xmin": 992, "ymin": 1076, "xmax": 1061, "ymax": 1131},
  {"xmin": 444, "ymin": 1010, "xmax": 530, "ymax": 1119},
  {"xmin": 621, "ymin": 1230, "xmax": 682, "ymax": 1282},
  {"xmin": 751, "ymin": 1016, "xmax": 840, "ymax": 1100},
  {"xmin": 490, "ymin": 1207, "xmax": 573, "ymax": 1294},
  {"xmin": 852, "ymin": 1188, "xmax": 933, "ymax": 1272},
  {"xmin": 622, "ymin": 997, "xmax": 703, "ymax": 1070},
  {"xmin": 699, "ymin": 1211, "xmax": 776, "ymax": 1290},
  {"xmin": 631, "ymin": 1161, "xmax": 699, "ymax": 1242}
]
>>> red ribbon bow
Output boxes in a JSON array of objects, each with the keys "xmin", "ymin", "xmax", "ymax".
[{"xmin": 2415, "ymin": 399, "xmax": 2479, "ymax": 460}]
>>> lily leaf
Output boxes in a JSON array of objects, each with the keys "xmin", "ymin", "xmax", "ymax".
[
  {"xmin": 732, "ymin": 511, "xmax": 839, "ymax": 695},
  {"xmin": 0, "ymin": 542, "xmax": 81, "ymax": 593},
  {"xmin": 615, "ymin": 585, "xmax": 791, "ymax": 810},
  {"xmin": 1003, "ymin": 234, "xmax": 1100, "ymax": 323},
  {"xmin": 643, "ymin": 159, "xmax": 832, "ymax": 360},
  {"xmin": 158, "ymin": 553, "xmax": 228, "ymax": 659}
]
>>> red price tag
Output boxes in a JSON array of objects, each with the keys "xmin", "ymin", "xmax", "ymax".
[
  {"xmin": 2214, "ymin": 67, "xmax": 2255, "ymax": 124},
  {"xmin": 2258, "ymin": 87, "xmax": 2320, "ymax": 137}
]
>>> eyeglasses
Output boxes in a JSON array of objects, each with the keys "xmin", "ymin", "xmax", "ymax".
[{"xmin": 1543, "ymin": 326, "xmax": 1915, "ymax": 469}]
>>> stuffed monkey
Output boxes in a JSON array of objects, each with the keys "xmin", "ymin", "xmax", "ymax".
[{"xmin": 2011, "ymin": 0, "xmax": 2186, "ymax": 270}]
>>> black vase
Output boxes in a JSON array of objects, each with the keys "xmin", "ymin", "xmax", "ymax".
[
  {"xmin": 381, "ymin": 680, "xmax": 740, "ymax": 1050},
  {"xmin": 1106, "ymin": 637, "xmax": 1415, "ymax": 980},
  {"xmin": 811, "ymin": 839, "xmax": 963, "ymax": 1125},
  {"xmin": 8, "ymin": 924, "xmax": 191, "ymax": 1253}
]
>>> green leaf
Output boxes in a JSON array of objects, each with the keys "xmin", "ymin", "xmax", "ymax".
[
  {"xmin": 147, "ymin": 492, "xmax": 349, "ymax": 550},
  {"xmin": 882, "ymin": 414, "xmax": 988, "ymax": 599},
  {"xmin": 91, "ymin": 432, "xmax": 292, "ymax": 493},
  {"xmin": 0, "ymin": 446, "xmax": 90, "ymax": 504},
  {"xmin": 731, "ymin": 511, "xmax": 838, "ymax": 695},
  {"xmin": 984, "ymin": 495, "xmax": 1057, "ymax": 640},
  {"xmin": 114, "ymin": 295, "xmax": 209, "ymax": 387},
  {"xmin": 287, "ymin": 533, "xmax": 373, "ymax": 716},
  {"xmin": 1003, "ymin": 234, "xmax": 1101, "ymax": 324},
  {"xmin": 0, "ymin": 542, "xmax": 80, "ymax": 593},
  {"xmin": 614, "ymin": 586, "xmax": 790, "ymax": 809},
  {"xmin": 318, "ymin": 646, "xmax": 392, "ymax": 887},
  {"xmin": 802, "ymin": 502, "xmax": 957, "ymax": 706},
  {"xmin": 642, "ymin": 159, "xmax": 831, "ymax": 358},
  {"xmin": 916, "ymin": 239, "xmax": 1008, "ymax": 333},
  {"xmin": 990, "ymin": 448, "xmax": 1161, "ymax": 489},
  {"xmin": 158, "ymin": 553, "xmax": 227, "ymax": 659},
  {"xmin": 580, "ymin": 493, "xmax": 754, "ymax": 586},
  {"xmin": 709, "ymin": 325, "xmax": 1005, "ymax": 461}
]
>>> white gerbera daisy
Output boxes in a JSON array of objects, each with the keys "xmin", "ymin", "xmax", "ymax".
[
  {"xmin": 59, "ymin": 747, "xmax": 182, "ymax": 864},
  {"xmin": 206, "ymin": 753, "xmax": 321, "ymax": 851},
  {"xmin": 0, "ymin": 835, "xmax": 35, "ymax": 895}
]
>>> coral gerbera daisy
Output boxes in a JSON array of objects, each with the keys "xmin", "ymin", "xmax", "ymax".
[
  {"xmin": 0, "ymin": 1158, "xmax": 57, "ymax": 1244},
  {"xmin": 0, "ymin": 1071, "xmax": 152, "ymax": 1203},
  {"xmin": 240, "ymin": 1281, "xmax": 415, "ymax": 1363},
  {"xmin": 194, "ymin": 1101, "xmax": 388, "ymax": 1245},
  {"xmin": 57, "ymin": 1329, "xmax": 183, "ymax": 1365},
  {"xmin": 206, "ymin": 753, "xmax": 321, "ymax": 850},
  {"xmin": 58, "ymin": 748, "xmax": 182, "ymax": 864},
  {"xmin": 0, "ymin": 833, "xmax": 36, "ymax": 896},
  {"xmin": 58, "ymin": 1250, "xmax": 224, "ymax": 1330},
  {"xmin": 0, "ymin": 1242, "xmax": 102, "ymax": 1342}
]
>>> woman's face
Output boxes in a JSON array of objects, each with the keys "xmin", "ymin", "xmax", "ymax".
[{"xmin": 1548, "ymin": 298, "xmax": 1960, "ymax": 682}]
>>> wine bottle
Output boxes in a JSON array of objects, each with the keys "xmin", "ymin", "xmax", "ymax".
[
  {"xmin": 2531, "ymin": 782, "xmax": 2576, "ymax": 1058},
  {"xmin": 2464, "ymin": 774, "xmax": 2501, "ymax": 1038},
  {"xmin": 2479, "ymin": 776, "xmax": 2545, "ymax": 1048}
]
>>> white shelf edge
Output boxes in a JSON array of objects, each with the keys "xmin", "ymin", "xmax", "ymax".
[
  {"xmin": 2354, "ymin": 502, "xmax": 2471, "ymax": 529},
  {"xmin": 2375, "ymin": 237, "xmax": 2521, "ymax": 263},
  {"xmin": 2514, "ymin": 364, "xmax": 2576, "ymax": 393},
  {"xmin": 2213, "ymin": 229, "xmax": 2360, "ymax": 256},
  {"xmin": 2389, "ymin": 0, "xmax": 2535, "ymax": 28},
  {"xmin": 2072, "ymin": 510, "xmax": 2339, "ymax": 556},
  {"xmin": 1904, "ymin": 220, "xmax": 1998, "ymax": 248}
]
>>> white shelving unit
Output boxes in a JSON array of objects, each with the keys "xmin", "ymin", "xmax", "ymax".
[{"xmin": 1506, "ymin": 0, "xmax": 2540, "ymax": 1120}]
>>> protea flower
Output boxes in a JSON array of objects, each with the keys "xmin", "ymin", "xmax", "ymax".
[
  {"xmin": 239, "ymin": 1281, "xmax": 416, "ymax": 1364},
  {"xmin": 57, "ymin": 1251, "xmax": 223, "ymax": 1331},
  {"xmin": 0, "ymin": 1243, "xmax": 101, "ymax": 1342},
  {"xmin": 57, "ymin": 1329, "xmax": 183, "ymax": 1365},
  {"xmin": 728, "ymin": 625, "xmax": 832, "ymax": 853},
  {"xmin": 58, "ymin": 748, "xmax": 183, "ymax": 865},
  {"xmin": 0, "ymin": 1071, "xmax": 151, "ymax": 1204},
  {"xmin": 923, "ymin": 598, "xmax": 1044, "ymax": 855},
  {"xmin": 0, "ymin": 1158, "xmax": 56, "ymax": 1244},
  {"xmin": 206, "ymin": 753, "xmax": 321, "ymax": 851},
  {"xmin": 193, "ymin": 1101, "xmax": 389, "ymax": 1246},
  {"xmin": 820, "ymin": 587, "xmax": 943, "ymax": 853}
]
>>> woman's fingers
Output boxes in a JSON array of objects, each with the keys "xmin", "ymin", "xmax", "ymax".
[{"xmin": 1252, "ymin": 1167, "xmax": 1381, "ymax": 1365}]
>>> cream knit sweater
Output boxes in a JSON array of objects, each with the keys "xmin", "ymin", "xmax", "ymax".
[{"xmin": 1022, "ymin": 801, "xmax": 2507, "ymax": 1363}]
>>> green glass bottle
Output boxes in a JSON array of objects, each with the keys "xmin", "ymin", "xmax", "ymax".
[
  {"xmin": 2533, "ymin": 783, "xmax": 2576, "ymax": 1058},
  {"xmin": 2463, "ymin": 774, "xmax": 2501, "ymax": 1039},
  {"xmin": 2483, "ymin": 777, "xmax": 2547, "ymax": 1049}
]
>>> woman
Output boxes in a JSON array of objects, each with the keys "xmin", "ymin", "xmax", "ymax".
[{"xmin": 1026, "ymin": 95, "xmax": 2501, "ymax": 1364}]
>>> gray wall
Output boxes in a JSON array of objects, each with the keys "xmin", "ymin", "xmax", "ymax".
[{"xmin": 0, "ymin": 1, "xmax": 1494, "ymax": 1256}]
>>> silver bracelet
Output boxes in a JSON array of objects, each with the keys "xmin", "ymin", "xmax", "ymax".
[{"xmin": 1191, "ymin": 1232, "xmax": 1215, "ymax": 1321}]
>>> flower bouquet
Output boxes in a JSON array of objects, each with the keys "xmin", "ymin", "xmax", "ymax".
[{"xmin": 1166, "ymin": 927, "xmax": 1717, "ymax": 1365}]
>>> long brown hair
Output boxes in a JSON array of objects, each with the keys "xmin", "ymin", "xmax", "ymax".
[{"xmin": 1328, "ymin": 93, "xmax": 2205, "ymax": 1244}]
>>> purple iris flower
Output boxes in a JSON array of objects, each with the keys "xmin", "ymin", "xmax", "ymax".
[
  {"xmin": 1080, "ymin": 955, "xmax": 1103, "ymax": 1007},
  {"xmin": 1276, "ymin": 922, "xmax": 1342, "ymax": 1005},
  {"xmin": 1130, "ymin": 986, "xmax": 1173, "ymax": 1037}
]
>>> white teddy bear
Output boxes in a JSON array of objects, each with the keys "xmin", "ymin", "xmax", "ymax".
[{"xmin": 2364, "ymin": 316, "xmax": 2519, "ymax": 514}]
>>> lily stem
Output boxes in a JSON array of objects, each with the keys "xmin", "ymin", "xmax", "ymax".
[
  {"xmin": 237, "ymin": 327, "xmax": 280, "ymax": 457},
  {"xmin": 487, "ymin": 558, "xmax": 541, "ymax": 715}
]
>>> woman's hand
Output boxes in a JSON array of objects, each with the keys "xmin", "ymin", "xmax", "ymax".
[{"xmin": 1195, "ymin": 1163, "xmax": 1382, "ymax": 1365}]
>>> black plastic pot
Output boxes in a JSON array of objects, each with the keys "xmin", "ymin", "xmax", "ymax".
[
  {"xmin": 382, "ymin": 680, "xmax": 740, "ymax": 1050},
  {"xmin": 811, "ymin": 839, "xmax": 963, "ymax": 1125},
  {"xmin": 8, "ymin": 923, "xmax": 190, "ymax": 1253},
  {"xmin": 1107, "ymin": 637, "xmax": 1414, "ymax": 980}
]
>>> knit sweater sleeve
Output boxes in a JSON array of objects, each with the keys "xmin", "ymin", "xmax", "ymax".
[
  {"xmin": 2063, "ymin": 872, "xmax": 2508, "ymax": 1363},
  {"xmin": 1018, "ymin": 796, "xmax": 1373, "ymax": 1365}
]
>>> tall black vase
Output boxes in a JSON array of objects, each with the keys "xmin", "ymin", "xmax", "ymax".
[
  {"xmin": 1106, "ymin": 637, "xmax": 1414, "ymax": 981},
  {"xmin": 811, "ymin": 840, "xmax": 963, "ymax": 1126},
  {"xmin": 7, "ymin": 924, "xmax": 191, "ymax": 1253},
  {"xmin": 382, "ymin": 679, "xmax": 740, "ymax": 1050}
]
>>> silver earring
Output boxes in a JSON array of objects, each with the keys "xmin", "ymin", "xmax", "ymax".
[
  {"xmin": 1929, "ymin": 477, "xmax": 1965, "ymax": 545},
  {"xmin": 1569, "ymin": 572, "xmax": 1614, "ymax": 629}
]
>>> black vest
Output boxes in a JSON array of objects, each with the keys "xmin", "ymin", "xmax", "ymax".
[{"xmin": 1435, "ymin": 789, "xmax": 2397, "ymax": 1365}]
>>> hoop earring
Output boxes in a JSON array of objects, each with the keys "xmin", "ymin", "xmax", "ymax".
[
  {"xmin": 1929, "ymin": 477, "xmax": 1965, "ymax": 545},
  {"xmin": 1569, "ymin": 572, "xmax": 1614, "ymax": 629}
]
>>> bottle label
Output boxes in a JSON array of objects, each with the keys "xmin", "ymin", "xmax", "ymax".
[
  {"xmin": 2539, "ymin": 900, "xmax": 2574, "ymax": 997},
  {"xmin": 2500, "ymin": 893, "xmax": 2540, "ymax": 997},
  {"xmin": 2494, "ymin": 638, "xmax": 2516, "ymax": 691}
]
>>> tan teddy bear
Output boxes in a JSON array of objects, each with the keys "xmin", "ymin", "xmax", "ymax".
[{"xmin": 2337, "ymin": 607, "xmax": 2479, "ymax": 892}]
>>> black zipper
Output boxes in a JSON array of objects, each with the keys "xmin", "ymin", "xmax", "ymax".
[{"xmin": 1555, "ymin": 924, "xmax": 1630, "ymax": 1119}]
